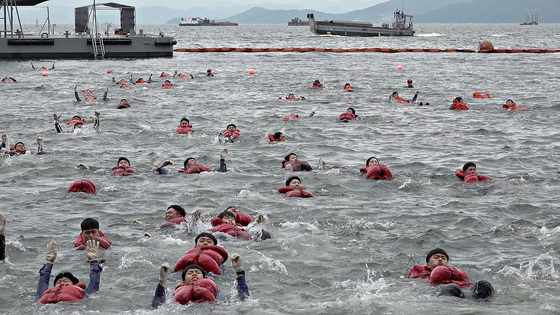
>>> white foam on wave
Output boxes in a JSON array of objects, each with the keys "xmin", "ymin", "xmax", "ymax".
[
  {"xmin": 498, "ymin": 253, "xmax": 559, "ymax": 279},
  {"xmin": 416, "ymin": 33, "xmax": 442, "ymax": 37},
  {"xmin": 398, "ymin": 178, "xmax": 412, "ymax": 189},
  {"xmin": 538, "ymin": 226, "xmax": 560, "ymax": 240},
  {"xmin": 248, "ymin": 250, "xmax": 289, "ymax": 275},
  {"xmin": 279, "ymin": 221, "xmax": 319, "ymax": 232}
]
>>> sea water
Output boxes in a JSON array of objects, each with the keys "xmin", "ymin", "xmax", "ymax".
[{"xmin": 1, "ymin": 23, "xmax": 560, "ymax": 314}]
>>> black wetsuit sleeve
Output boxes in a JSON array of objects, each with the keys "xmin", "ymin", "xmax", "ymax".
[
  {"xmin": 152, "ymin": 283, "xmax": 166, "ymax": 308},
  {"xmin": 411, "ymin": 93, "xmax": 418, "ymax": 102},
  {"xmin": 75, "ymin": 91, "xmax": 82, "ymax": 102},
  {"xmin": 55, "ymin": 122, "xmax": 63, "ymax": 134},
  {"xmin": 85, "ymin": 262, "xmax": 102, "ymax": 296},
  {"xmin": 0, "ymin": 235, "xmax": 5, "ymax": 261},
  {"xmin": 236, "ymin": 272, "xmax": 250, "ymax": 298},
  {"xmin": 11, "ymin": 77, "xmax": 17, "ymax": 82},
  {"xmin": 102, "ymin": 90, "xmax": 108, "ymax": 101},
  {"xmin": 157, "ymin": 167, "xmax": 167, "ymax": 175},
  {"xmin": 93, "ymin": 117, "xmax": 99, "ymax": 131},
  {"xmin": 36, "ymin": 263, "xmax": 53, "ymax": 300},
  {"xmin": 217, "ymin": 159, "xmax": 227, "ymax": 173}
]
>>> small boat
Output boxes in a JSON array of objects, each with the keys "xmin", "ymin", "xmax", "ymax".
[
  {"xmin": 288, "ymin": 17, "xmax": 309, "ymax": 26},
  {"xmin": 520, "ymin": 9, "xmax": 538, "ymax": 25},
  {"xmin": 179, "ymin": 17, "xmax": 238, "ymax": 26},
  {"xmin": 0, "ymin": 1, "xmax": 176, "ymax": 59},
  {"xmin": 307, "ymin": 10, "xmax": 414, "ymax": 37}
]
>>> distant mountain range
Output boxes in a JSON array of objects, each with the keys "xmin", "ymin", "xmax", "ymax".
[{"xmin": 15, "ymin": 0, "xmax": 559, "ymax": 25}]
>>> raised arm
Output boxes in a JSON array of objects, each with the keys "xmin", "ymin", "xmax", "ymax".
[
  {"xmin": 152, "ymin": 263, "xmax": 170, "ymax": 308},
  {"xmin": 74, "ymin": 85, "xmax": 82, "ymax": 102},
  {"xmin": 218, "ymin": 149, "xmax": 228, "ymax": 172},
  {"xmin": 36, "ymin": 241, "xmax": 57, "ymax": 300},
  {"xmin": 0, "ymin": 214, "xmax": 5, "ymax": 261},
  {"xmin": 102, "ymin": 88, "xmax": 108, "ymax": 101},
  {"xmin": 231, "ymin": 254, "xmax": 250, "ymax": 299},
  {"xmin": 93, "ymin": 111, "xmax": 100, "ymax": 131},
  {"xmin": 85, "ymin": 240, "xmax": 102, "ymax": 296}
]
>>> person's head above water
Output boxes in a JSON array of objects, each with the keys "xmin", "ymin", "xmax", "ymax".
[
  {"xmin": 426, "ymin": 248, "xmax": 449, "ymax": 271},
  {"xmin": 195, "ymin": 232, "xmax": 217, "ymax": 247},
  {"xmin": 73, "ymin": 122, "xmax": 83, "ymax": 129},
  {"xmin": 54, "ymin": 272, "xmax": 79, "ymax": 287},
  {"xmin": 392, "ymin": 91, "xmax": 399, "ymax": 97},
  {"xmin": 506, "ymin": 99, "xmax": 514, "ymax": 105},
  {"xmin": 117, "ymin": 157, "xmax": 130, "ymax": 168},
  {"xmin": 366, "ymin": 157, "xmax": 379, "ymax": 166},
  {"xmin": 226, "ymin": 124, "xmax": 236, "ymax": 131},
  {"xmin": 407, "ymin": 79, "xmax": 413, "ymax": 86},
  {"xmin": 288, "ymin": 93, "xmax": 295, "ymax": 98},
  {"xmin": 286, "ymin": 176, "xmax": 302, "ymax": 189},
  {"xmin": 181, "ymin": 264, "xmax": 207, "ymax": 284},
  {"xmin": 344, "ymin": 83, "xmax": 350, "ymax": 87},
  {"xmin": 284, "ymin": 153, "xmax": 297, "ymax": 163},
  {"xmin": 347, "ymin": 107, "xmax": 355, "ymax": 114},
  {"xmin": 15, "ymin": 142, "xmax": 25, "ymax": 150},
  {"xmin": 184, "ymin": 157, "xmax": 196, "ymax": 169},
  {"xmin": 119, "ymin": 99, "xmax": 129, "ymax": 104},
  {"xmin": 80, "ymin": 218, "xmax": 100, "ymax": 242},
  {"xmin": 217, "ymin": 210, "xmax": 236, "ymax": 225},
  {"xmin": 72, "ymin": 115, "xmax": 82, "ymax": 121},
  {"xmin": 273, "ymin": 132, "xmax": 284, "ymax": 141},
  {"xmin": 455, "ymin": 97, "xmax": 463, "ymax": 102},
  {"xmin": 462, "ymin": 162, "xmax": 477, "ymax": 175},
  {"xmin": 166, "ymin": 205, "xmax": 186, "ymax": 221},
  {"xmin": 180, "ymin": 118, "xmax": 189, "ymax": 126},
  {"xmin": 164, "ymin": 80, "xmax": 171, "ymax": 84}
]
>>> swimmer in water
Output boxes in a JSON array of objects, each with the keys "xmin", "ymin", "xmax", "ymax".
[
  {"xmin": 3, "ymin": 136, "xmax": 43, "ymax": 155},
  {"xmin": 220, "ymin": 124, "xmax": 240, "ymax": 143},
  {"xmin": 272, "ymin": 106, "xmax": 317, "ymax": 119},
  {"xmin": 389, "ymin": 91, "xmax": 419, "ymax": 104},
  {"xmin": 408, "ymin": 248, "xmax": 494, "ymax": 300},
  {"xmin": 360, "ymin": 157, "xmax": 393, "ymax": 180},
  {"xmin": 74, "ymin": 218, "xmax": 112, "ymax": 250},
  {"xmin": 35, "ymin": 240, "xmax": 102, "ymax": 304},
  {"xmin": 179, "ymin": 149, "xmax": 229, "ymax": 173},
  {"xmin": 74, "ymin": 85, "xmax": 108, "ymax": 102},
  {"xmin": 176, "ymin": 118, "xmax": 193, "ymax": 134},
  {"xmin": 407, "ymin": 79, "xmax": 414, "ymax": 88},
  {"xmin": 150, "ymin": 157, "xmax": 173, "ymax": 175},
  {"xmin": 174, "ymin": 71, "xmax": 194, "ymax": 79},
  {"xmin": 271, "ymin": 132, "xmax": 285, "ymax": 141},
  {"xmin": 339, "ymin": 107, "xmax": 358, "ymax": 121},
  {"xmin": 1, "ymin": 76, "xmax": 17, "ymax": 83},
  {"xmin": 162, "ymin": 80, "xmax": 172, "ymax": 88},
  {"xmin": 278, "ymin": 176, "xmax": 314, "ymax": 197},
  {"xmin": 312, "ymin": 79, "xmax": 324, "ymax": 88},
  {"xmin": 502, "ymin": 99, "xmax": 528, "ymax": 111},
  {"xmin": 206, "ymin": 68, "xmax": 214, "ymax": 77},
  {"xmin": 208, "ymin": 207, "xmax": 271, "ymax": 241},
  {"xmin": 282, "ymin": 153, "xmax": 313, "ymax": 171},
  {"xmin": 54, "ymin": 112, "xmax": 100, "ymax": 134},
  {"xmin": 117, "ymin": 99, "xmax": 131, "ymax": 109},
  {"xmin": 112, "ymin": 157, "xmax": 136, "ymax": 176},
  {"xmin": 283, "ymin": 93, "xmax": 306, "ymax": 100},
  {"xmin": 151, "ymin": 252, "xmax": 249, "ymax": 307},
  {"xmin": 450, "ymin": 97, "xmax": 468, "ymax": 110},
  {"xmin": 455, "ymin": 162, "xmax": 492, "ymax": 183}
]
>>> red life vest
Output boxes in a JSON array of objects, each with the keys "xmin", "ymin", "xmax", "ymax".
[
  {"xmin": 39, "ymin": 282, "xmax": 86, "ymax": 304},
  {"xmin": 112, "ymin": 166, "xmax": 136, "ymax": 176},
  {"xmin": 503, "ymin": 103, "xmax": 527, "ymax": 111},
  {"xmin": 279, "ymin": 115, "xmax": 299, "ymax": 120},
  {"xmin": 210, "ymin": 209, "xmax": 252, "ymax": 227},
  {"xmin": 135, "ymin": 79, "xmax": 146, "ymax": 84},
  {"xmin": 178, "ymin": 74, "xmax": 187, "ymax": 78},
  {"xmin": 161, "ymin": 216, "xmax": 187, "ymax": 228},
  {"xmin": 173, "ymin": 278, "xmax": 218, "ymax": 304},
  {"xmin": 119, "ymin": 84, "xmax": 133, "ymax": 89},
  {"xmin": 281, "ymin": 160, "xmax": 312, "ymax": 171},
  {"xmin": 160, "ymin": 73, "xmax": 170, "ymax": 77},
  {"xmin": 67, "ymin": 118, "xmax": 85, "ymax": 125},
  {"xmin": 223, "ymin": 129, "xmax": 240, "ymax": 139},
  {"xmin": 344, "ymin": 86, "xmax": 354, "ymax": 92},
  {"xmin": 394, "ymin": 96, "xmax": 409, "ymax": 104},
  {"xmin": 173, "ymin": 245, "xmax": 229, "ymax": 274},
  {"xmin": 455, "ymin": 169, "xmax": 492, "ymax": 183},
  {"xmin": 268, "ymin": 134, "xmax": 284, "ymax": 142},
  {"xmin": 84, "ymin": 96, "xmax": 97, "ymax": 102},
  {"xmin": 74, "ymin": 230, "xmax": 112, "ymax": 249},
  {"xmin": 278, "ymin": 186, "xmax": 314, "ymax": 198},
  {"xmin": 81, "ymin": 90, "xmax": 93, "ymax": 94},
  {"xmin": 176, "ymin": 125, "xmax": 193, "ymax": 134},
  {"xmin": 339, "ymin": 112, "xmax": 357, "ymax": 121},
  {"xmin": 473, "ymin": 92, "xmax": 491, "ymax": 98},
  {"xmin": 359, "ymin": 164, "xmax": 393, "ymax": 180},
  {"xmin": 210, "ymin": 222, "xmax": 252, "ymax": 239},
  {"xmin": 178, "ymin": 164, "xmax": 212, "ymax": 174},
  {"xmin": 162, "ymin": 84, "xmax": 172, "ymax": 89},
  {"xmin": 286, "ymin": 96, "xmax": 300, "ymax": 100},
  {"xmin": 68, "ymin": 179, "xmax": 96, "ymax": 194},
  {"xmin": 408, "ymin": 265, "xmax": 471, "ymax": 288},
  {"xmin": 312, "ymin": 82, "xmax": 324, "ymax": 88},
  {"xmin": 116, "ymin": 103, "xmax": 131, "ymax": 109},
  {"xmin": 451, "ymin": 99, "xmax": 469, "ymax": 110}
]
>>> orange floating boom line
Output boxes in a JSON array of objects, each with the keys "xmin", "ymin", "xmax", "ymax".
[{"xmin": 172, "ymin": 47, "xmax": 560, "ymax": 53}]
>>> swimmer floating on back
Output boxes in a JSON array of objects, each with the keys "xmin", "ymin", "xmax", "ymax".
[
  {"xmin": 282, "ymin": 153, "xmax": 313, "ymax": 171},
  {"xmin": 455, "ymin": 162, "xmax": 492, "ymax": 183},
  {"xmin": 272, "ymin": 106, "xmax": 317, "ymax": 120},
  {"xmin": 268, "ymin": 132, "xmax": 285, "ymax": 142},
  {"xmin": 360, "ymin": 157, "xmax": 393, "ymax": 180},
  {"xmin": 54, "ymin": 112, "xmax": 99, "ymax": 133},
  {"xmin": 339, "ymin": 107, "xmax": 358, "ymax": 121},
  {"xmin": 283, "ymin": 93, "xmax": 306, "ymax": 101},
  {"xmin": 389, "ymin": 91, "xmax": 420, "ymax": 104},
  {"xmin": 278, "ymin": 176, "xmax": 314, "ymax": 198},
  {"xmin": 502, "ymin": 99, "xmax": 528, "ymax": 111},
  {"xmin": 2, "ymin": 76, "xmax": 17, "ymax": 83},
  {"xmin": 74, "ymin": 85, "xmax": 108, "ymax": 102}
]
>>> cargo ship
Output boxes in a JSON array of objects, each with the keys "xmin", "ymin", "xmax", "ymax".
[
  {"xmin": 288, "ymin": 17, "xmax": 309, "ymax": 26},
  {"xmin": 179, "ymin": 17, "xmax": 238, "ymax": 26}
]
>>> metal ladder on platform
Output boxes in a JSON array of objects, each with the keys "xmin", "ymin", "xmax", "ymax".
[{"xmin": 91, "ymin": 33, "xmax": 105, "ymax": 59}]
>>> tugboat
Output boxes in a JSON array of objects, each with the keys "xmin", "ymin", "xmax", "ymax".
[
  {"xmin": 288, "ymin": 17, "xmax": 309, "ymax": 26},
  {"xmin": 306, "ymin": 10, "xmax": 414, "ymax": 37},
  {"xmin": 520, "ymin": 9, "xmax": 538, "ymax": 25},
  {"xmin": 179, "ymin": 17, "xmax": 238, "ymax": 26},
  {"xmin": 0, "ymin": 1, "xmax": 176, "ymax": 59}
]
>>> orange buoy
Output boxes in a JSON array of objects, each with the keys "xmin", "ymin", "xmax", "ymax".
[
  {"xmin": 478, "ymin": 40, "xmax": 494, "ymax": 52},
  {"xmin": 248, "ymin": 69, "xmax": 255, "ymax": 74},
  {"xmin": 42, "ymin": 71, "xmax": 49, "ymax": 76}
]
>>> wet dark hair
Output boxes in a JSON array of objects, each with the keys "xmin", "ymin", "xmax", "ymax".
[
  {"xmin": 73, "ymin": 122, "xmax": 83, "ymax": 129},
  {"xmin": 120, "ymin": 99, "xmax": 128, "ymax": 103},
  {"xmin": 167, "ymin": 205, "xmax": 186, "ymax": 217},
  {"xmin": 426, "ymin": 248, "xmax": 449, "ymax": 263},
  {"xmin": 366, "ymin": 157, "xmax": 378, "ymax": 166},
  {"xmin": 344, "ymin": 83, "xmax": 350, "ymax": 86},
  {"xmin": 180, "ymin": 117, "xmax": 189, "ymax": 124},
  {"xmin": 455, "ymin": 97, "xmax": 463, "ymax": 102},
  {"xmin": 164, "ymin": 80, "xmax": 171, "ymax": 84},
  {"xmin": 284, "ymin": 153, "xmax": 297, "ymax": 162},
  {"xmin": 226, "ymin": 124, "xmax": 236, "ymax": 129},
  {"xmin": 14, "ymin": 141, "xmax": 25, "ymax": 149},
  {"xmin": 183, "ymin": 157, "xmax": 195, "ymax": 169},
  {"xmin": 117, "ymin": 157, "xmax": 130, "ymax": 166},
  {"xmin": 81, "ymin": 218, "xmax": 99, "ymax": 231},
  {"xmin": 506, "ymin": 99, "xmax": 514, "ymax": 103},
  {"xmin": 54, "ymin": 272, "xmax": 79, "ymax": 286},
  {"xmin": 72, "ymin": 116, "xmax": 82, "ymax": 120},
  {"xmin": 314, "ymin": 80, "xmax": 320, "ymax": 83},
  {"xmin": 195, "ymin": 232, "xmax": 217, "ymax": 246},
  {"xmin": 273, "ymin": 132, "xmax": 283, "ymax": 140},
  {"xmin": 347, "ymin": 107, "xmax": 355, "ymax": 114},
  {"xmin": 217, "ymin": 211, "xmax": 236, "ymax": 223},
  {"xmin": 286, "ymin": 176, "xmax": 301, "ymax": 187},
  {"xmin": 462, "ymin": 162, "xmax": 476, "ymax": 172},
  {"xmin": 392, "ymin": 91, "xmax": 398, "ymax": 96},
  {"xmin": 181, "ymin": 264, "xmax": 207, "ymax": 281}
]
